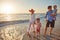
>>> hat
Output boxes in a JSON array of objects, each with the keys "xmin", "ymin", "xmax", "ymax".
[{"xmin": 29, "ymin": 9, "xmax": 35, "ymax": 12}]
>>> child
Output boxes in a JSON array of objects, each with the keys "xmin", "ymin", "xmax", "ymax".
[
  {"xmin": 35, "ymin": 18, "xmax": 41, "ymax": 37},
  {"xmin": 27, "ymin": 9, "xmax": 35, "ymax": 37},
  {"xmin": 53, "ymin": 5, "xmax": 57, "ymax": 20},
  {"xmin": 44, "ymin": 6, "xmax": 55, "ymax": 36}
]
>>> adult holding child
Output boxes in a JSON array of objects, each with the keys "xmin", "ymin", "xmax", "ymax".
[
  {"xmin": 44, "ymin": 5, "xmax": 57, "ymax": 36},
  {"xmin": 51, "ymin": 5, "xmax": 57, "ymax": 20}
]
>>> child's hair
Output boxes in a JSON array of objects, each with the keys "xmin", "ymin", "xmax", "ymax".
[
  {"xmin": 36, "ymin": 18, "xmax": 40, "ymax": 21},
  {"xmin": 48, "ymin": 6, "xmax": 52, "ymax": 9},
  {"xmin": 53, "ymin": 5, "xmax": 57, "ymax": 8}
]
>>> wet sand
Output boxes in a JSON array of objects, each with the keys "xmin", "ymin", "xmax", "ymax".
[
  {"xmin": 0, "ymin": 19, "xmax": 60, "ymax": 40},
  {"xmin": 22, "ymin": 19, "xmax": 60, "ymax": 40}
]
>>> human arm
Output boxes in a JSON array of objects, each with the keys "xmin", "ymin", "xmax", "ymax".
[
  {"xmin": 45, "ymin": 12, "xmax": 48, "ymax": 22},
  {"xmin": 40, "ymin": 23, "xmax": 41, "ymax": 27},
  {"xmin": 45, "ymin": 12, "xmax": 48, "ymax": 18},
  {"xmin": 53, "ymin": 9, "xmax": 57, "ymax": 16},
  {"xmin": 55, "ymin": 9, "xmax": 57, "ymax": 16}
]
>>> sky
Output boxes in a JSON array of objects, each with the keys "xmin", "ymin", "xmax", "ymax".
[{"xmin": 0, "ymin": 0, "xmax": 60, "ymax": 14}]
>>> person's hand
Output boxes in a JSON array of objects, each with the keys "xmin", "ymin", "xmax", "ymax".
[
  {"xmin": 46, "ymin": 19, "xmax": 48, "ymax": 22},
  {"xmin": 54, "ymin": 14, "xmax": 56, "ymax": 16},
  {"xmin": 33, "ymin": 31, "xmax": 35, "ymax": 33},
  {"xmin": 29, "ymin": 9, "xmax": 35, "ymax": 14},
  {"xmin": 27, "ymin": 32, "xmax": 31, "ymax": 37},
  {"xmin": 45, "ymin": 16, "xmax": 46, "ymax": 18},
  {"xmin": 51, "ymin": 13, "xmax": 56, "ymax": 17},
  {"xmin": 27, "ymin": 32, "xmax": 30, "ymax": 36}
]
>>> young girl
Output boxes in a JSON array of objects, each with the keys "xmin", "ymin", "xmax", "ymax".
[
  {"xmin": 35, "ymin": 18, "xmax": 41, "ymax": 37},
  {"xmin": 27, "ymin": 9, "xmax": 35, "ymax": 37}
]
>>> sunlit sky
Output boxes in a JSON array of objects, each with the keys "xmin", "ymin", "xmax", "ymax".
[{"xmin": 0, "ymin": 0, "xmax": 60, "ymax": 14}]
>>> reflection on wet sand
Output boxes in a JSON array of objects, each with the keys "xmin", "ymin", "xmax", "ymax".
[{"xmin": 0, "ymin": 23, "xmax": 27, "ymax": 40}]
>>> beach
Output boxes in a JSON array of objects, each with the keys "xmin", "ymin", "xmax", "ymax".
[{"xmin": 0, "ymin": 14, "xmax": 60, "ymax": 40}]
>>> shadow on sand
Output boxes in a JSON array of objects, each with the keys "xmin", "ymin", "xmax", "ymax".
[
  {"xmin": 42, "ymin": 33, "xmax": 60, "ymax": 40},
  {"xmin": 22, "ymin": 33, "xmax": 60, "ymax": 40}
]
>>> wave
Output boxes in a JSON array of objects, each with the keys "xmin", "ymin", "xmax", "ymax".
[{"xmin": 0, "ymin": 20, "xmax": 29, "ymax": 27}]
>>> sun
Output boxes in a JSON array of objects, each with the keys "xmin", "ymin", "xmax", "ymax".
[
  {"xmin": 3, "ymin": 5, "xmax": 11, "ymax": 14},
  {"xmin": 1, "ymin": 4, "xmax": 14, "ymax": 14}
]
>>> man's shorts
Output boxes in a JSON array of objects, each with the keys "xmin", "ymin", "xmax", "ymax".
[{"xmin": 46, "ymin": 20, "xmax": 55, "ymax": 28}]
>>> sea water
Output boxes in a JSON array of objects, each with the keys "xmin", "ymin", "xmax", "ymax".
[{"xmin": 0, "ymin": 13, "xmax": 60, "ymax": 40}]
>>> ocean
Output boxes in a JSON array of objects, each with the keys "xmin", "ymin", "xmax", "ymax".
[
  {"xmin": 0, "ymin": 13, "xmax": 60, "ymax": 26},
  {"xmin": 0, "ymin": 13, "xmax": 60, "ymax": 40},
  {"xmin": 0, "ymin": 13, "xmax": 45, "ymax": 21}
]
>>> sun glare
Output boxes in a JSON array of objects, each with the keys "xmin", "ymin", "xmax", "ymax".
[
  {"xmin": 1, "ymin": 3, "xmax": 14, "ymax": 14},
  {"xmin": 3, "ymin": 5, "xmax": 11, "ymax": 13},
  {"xmin": 6, "ymin": 14, "xmax": 12, "ymax": 21}
]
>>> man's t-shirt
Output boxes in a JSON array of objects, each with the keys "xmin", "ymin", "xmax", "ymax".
[{"xmin": 45, "ymin": 10, "xmax": 53, "ymax": 22}]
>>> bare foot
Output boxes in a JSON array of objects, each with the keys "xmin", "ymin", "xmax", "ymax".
[
  {"xmin": 44, "ymin": 33, "xmax": 46, "ymax": 37},
  {"xmin": 49, "ymin": 33, "xmax": 52, "ymax": 36}
]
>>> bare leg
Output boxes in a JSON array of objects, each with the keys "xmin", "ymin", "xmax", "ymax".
[
  {"xmin": 32, "ymin": 23, "xmax": 35, "ymax": 35},
  {"xmin": 44, "ymin": 27, "xmax": 48, "ymax": 36},
  {"xmin": 32, "ymin": 23, "xmax": 35, "ymax": 30},
  {"xmin": 50, "ymin": 27, "xmax": 53, "ymax": 35},
  {"xmin": 27, "ymin": 23, "xmax": 31, "ymax": 37},
  {"xmin": 37, "ymin": 32, "xmax": 40, "ymax": 38},
  {"xmin": 29, "ymin": 23, "xmax": 31, "ymax": 31},
  {"xmin": 32, "ymin": 23, "xmax": 36, "ymax": 40},
  {"xmin": 37, "ymin": 31, "xmax": 40, "ymax": 37}
]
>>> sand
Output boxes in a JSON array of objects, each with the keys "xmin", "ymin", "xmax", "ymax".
[
  {"xmin": 22, "ymin": 19, "xmax": 60, "ymax": 40},
  {"xmin": 0, "ymin": 19, "xmax": 60, "ymax": 40}
]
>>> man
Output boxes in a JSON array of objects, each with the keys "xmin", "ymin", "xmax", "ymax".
[{"xmin": 44, "ymin": 6, "xmax": 56, "ymax": 36}]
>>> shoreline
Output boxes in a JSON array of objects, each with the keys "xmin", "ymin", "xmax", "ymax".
[
  {"xmin": 0, "ymin": 14, "xmax": 60, "ymax": 40},
  {"xmin": 0, "ymin": 20, "xmax": 60, "ymax": 40}
]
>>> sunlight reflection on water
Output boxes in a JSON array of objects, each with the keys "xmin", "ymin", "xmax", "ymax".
[
  {"xmin": 5, "ymin": 14, "xmax": 12, "ymax": 21},
  {"xmin": 0, "ymin": 14, "xmax": 30, "ymax": 21}
]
